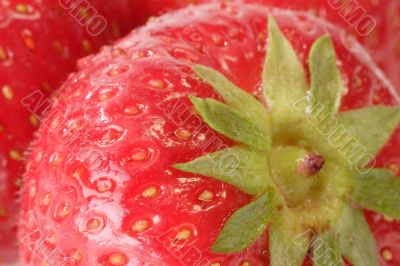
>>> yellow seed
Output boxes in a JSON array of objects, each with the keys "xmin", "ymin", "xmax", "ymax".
[
  {"xmin": 131, "ymin": 219, "xmax": 150, "ymax": 233},
  {"xmin": 131, "ymin": 150, "xmax": 148, "ymax": 161},
  {"xmin": 372, "ymin": 94, "xmax": 381, "ymax": 103},
  {"xmin": 22, "ymin": 31, "xmax": 36, "ymax": 50},
  {"xmin": 15, "ymin": 4, "xmax": 28, "ymax": 13},
  {"xmin": 198, "ymin": 190, "xmax": 214, "ymax": 202},
  {"xmin": 146, "ymin": 16, "xmax": 157, "ymax": 24},
  {"xmin": 148, "ymin": 79, "xmax": 166, "ymax": 89},
  {"xmin": 79, "ymin": 7, "xmax": 90, "ymax": 19},
  {"xmin": 108, "ymin": 253, "xmax": 127, "ymax": 265},
  {"xmin": 47, "ymin": 234, "xmax": 57, "ymax": 245},
  {"xmin": 241, "ymin": 261, "xmax": 250, "ymax": 266},
  {"xmin": 0, "ymin": 47, "xmax": 7, "ymax": 61},
  {"xmin": 86, "ymin": 218, "xmax": 102, "ymax": 231},
  {"xmin": 57, "ymin": 203, "xmax": 72, "ymax": 219},
  {"xmin": 29, "ymin": 186, "xmax": 37, "ymax": 198},
  {"xmin": 388, "ymin": 162, "xmax": 400, "ymax": 175},
  {"xmin": 82, "ymin": 39, "xmax": 92, "ymax": 53},
  {"xmin": 142, "ymin": 186, "xmax": 158, "ymax": 198},
  {"xmin": 176, "ymin": 229, "xmax": 191, "ymax": 241},
  {"xmin": 2, "ymin": 84, "xmax": 14, "ymax": 100},
  {"xmin": 0, "ymin": 208, "xmax": 7, "ymax": 217},
  {"xmin": 41, "ymin": 194, "xmax": 51, "ymax": 206},
  {"xmin": 71, "ymin": 250, "xmax": 83, "ymax": 262},
  {"xmin": 210, "ymin": 263, "xmax": 220, "ymax": 266},
  {"xmin": 29, "ymin": 114, "xmax": 40, "ymax": 126},
  {"xmin": 382, "ymin": 248, "xmax": 393, "ymax": 261},
  {"xmin": 0, "ymin": 124, "xmax": 4, "ymax": 133},
  {"xmin": 175, "ymin": 129, "xmax": 192, "ymax": 139},
  {"xmin": 9, "ymin": 149, "xmax": 22, "ymax": 161},
  {"xmin": 14, "ymin": 178, "xmax": 23, "ymax": 187},
  {"xmin": 124, "ymin": 106, "xmax": 141, "ymax": 116}
]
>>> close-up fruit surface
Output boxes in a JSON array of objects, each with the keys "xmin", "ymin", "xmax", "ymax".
[
  {"xmin": 133, "ymin": 0, "xmax": 400, "ymax": 92},
  {"xmin": 16, "ymin": 2, "xmax": 400, "ymax": 266},
  {"xmin": 0, "ymin": 0, "xmax": 142, "ymax": 263}
]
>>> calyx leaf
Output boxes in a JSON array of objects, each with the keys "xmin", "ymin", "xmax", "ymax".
[
  {"xmin": 189, "ymin": 95, "xmax": 271, "ymax": 150},
  {"xmin": 354, "ymin": 168, "xmax": 400, "ymax": 219},
  {"xmin": 173, "ymin": 146, "xmax": 270, "ymax": 195},
  {"xmin": 193, "ymin": 64, "xmax": 270, "ymax": 130},
  {"xmin": 334, "ymin": 206, "xmax": 378, "ymax": 266},
  {"xmin": 263, "ymin": 16, "xmax": 308, "ymax": 114},
  {"xmin": 310, "ymin": 36, "xmax": 344, "ymax": 114},
  {"xmin": 312, "ymin": 232, "xmax": 344, "ymax": 266},
  {"xmin": 338, "ymin": 106, "xmax": 400, "ymax": 156},
  {"xmin": 212, "ymin": 189, "xmax": 277, "ymax": 253},
  {"xmin": 270, "ymin": 215, "xmax": 311, "ymax": 266}
]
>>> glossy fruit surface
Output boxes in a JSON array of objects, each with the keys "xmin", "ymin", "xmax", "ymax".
[{"xmin": 18, "ymin": 2, "xmax": 400, "ymax": 266}]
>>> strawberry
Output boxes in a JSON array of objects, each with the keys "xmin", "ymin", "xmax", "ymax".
[
  {"xmin": 18, "ymin": 2, "xmax": 400, "ymax": 266},
  {"xmin": 0, "ymin": 0, "xmax": 141, "ymax": 263},
  {"xmin": 133, "ymin": 0, "xmax": 400, "ymax": 90}
]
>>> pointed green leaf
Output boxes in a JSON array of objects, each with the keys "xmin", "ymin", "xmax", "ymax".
[
  {"xmin": 189, "ymin": 95, "xmax": 270, "ymax": 150},
  {"xmin": 338, "ymin": 106, "xmax": 400, "ymax": 156},
  {"xmin": 193, "ymin": 65, "xmax": 270, "ymax": 129},
  {"xmin": 354, "ymin": 169, "xmax": 400, "ymax": 219},
  {"xmin": 312, "ymin": 232, "xmax": 344, "ymax": 266},
  {"xmin": 335, "ymin": 206, "xmax": 378, "ymax": 266},
  {"xmin": 309, "ymin": 36, "xmax": 344, "ymax": 114},
  {"xmin": 263, "ymin": 16, "xmax": 308, "ymax": 113},
  {"xmin": 174, "ymin": 146, "xmax": 270, "ymax": 195},
  {"xmin": 270, "ymin": 215, "xmax": 311, "ymax": 266},
  {"xmin": 212, "ymin": 190, "xmax": 277, "ymax": 253}
]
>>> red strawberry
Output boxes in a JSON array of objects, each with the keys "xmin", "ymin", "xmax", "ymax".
[
  {"xmin": 0, "ymin": 0, "xmax": 141, "ymax": 263},
  {"xmin": 133, "ymin": 0, "xmax": 400, "ymax": 91},
  {"xmin": 18, "ymin": 2, "xmax": 400, "ymax": 266}
]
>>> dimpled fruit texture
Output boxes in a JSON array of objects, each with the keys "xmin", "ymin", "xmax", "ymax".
[
  {"xmin": 0, "ymin": 0, "xmax": 142, "ymax": 264},
  {"xmin": 18, "ymin": 2, "xmax": 400, "ymax": 266}
]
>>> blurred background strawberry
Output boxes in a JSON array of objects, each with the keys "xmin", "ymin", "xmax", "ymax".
[
  {"xmin": 131, "ymin": 0, "xmax": 400, "ymax": 91},
  {"xmin": 0, "ymin": 0, "xmax": 141, "ymax": 263}
]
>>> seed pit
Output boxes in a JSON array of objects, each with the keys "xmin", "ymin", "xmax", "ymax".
[
  {"xmin": 130, "ymin": 149, "xmax": 149, "ymax": 162},
  {"xmin": 124, "ymin": 105, "xmax": 143, "ymax": 116},
  {"xmin": 93, "ymin": 177, "xmax": 115, "ymax": 193},
  {"xmin": 40, "ymin": 194, "xmax": 51, "ymax": 207},
  {"xmin": 142, "ymin": 186, "xmax": 158, "ymax": 198},
  {"xmin": 1, "ymin": 84, "xmax": 14, "ymax": 100},
  {"xmin": 85, "ymin": 217, "xmax": 104, "ymax": 234},
  {"xmin": 107, "ymin": 253, "xmax": 127, "ymax": 266},
  {"xmin": 175, "ymin": 129, "xmax": 192, "ymax": 140},
  {"xmin": 174, "ymin": 229, "xmax": 192, "ymax": 245},
  {"xmin": 131, "ymin": 219, "xmax": 152, "ymax": 233},
  {"xmin": 107, "ymin": 65, "xmax": 129, "ymax": 77},
  {"xmin": 381, "ymin": 247, "xmax": 394, "ymax": 261},
  {"xmin": 97, "ymin": 126, "xmax": 125, "ymax": 147},
  {"xmin": 198, "ymin": 190, "xmax": 214, "ymax": 202},
  {"xmin": 71, "ymin": 250, "xmax": 83, "ymax": 263},
  {"xmin": 9, "ymin": 149, "xmax": 22, "ymax": 161},
  {"xmin": 148, "ymin": 79, "xmax": 167, "ymax": 89},
  {"xmin": 54, "ymin": 202, "xmax": 72, "ymax": 220}
]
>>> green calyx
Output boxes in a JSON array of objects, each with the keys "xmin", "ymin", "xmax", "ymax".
[{"xmin": 173, "ymin": 16, "xmax": 400, "ymax": 266}]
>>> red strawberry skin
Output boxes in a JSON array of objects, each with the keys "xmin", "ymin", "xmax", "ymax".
[
  {"xmin": 0, "ymin": 0, "xmax": 142, "ymax": 263},
  {"xmin": 133, "ymin": 0, "xmax": 400, "ymax": 91},
  {"xmin": 18, "ymin": 2, "xmax": 400, "ymax": 265}
]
